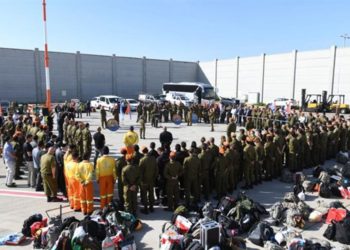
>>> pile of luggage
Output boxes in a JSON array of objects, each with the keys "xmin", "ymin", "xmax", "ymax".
[
  {"xmin": 20, "ymin": 201, "xmax": 141, "ymax": 249},
  {"xmin": 159, "ymin": 192, "xmax": 270, "ymax": 249},
  {"xmin": 160, "ymin": 181, "xmax": 350, "ymax": 250}
]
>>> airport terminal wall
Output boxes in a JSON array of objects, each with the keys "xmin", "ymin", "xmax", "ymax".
[
  {"xmin": 0, "ymin": 47, "xmax": 198, "ymax": 103},
  {"xmin": 1, "ymin": 46, "xmax": 350, "ymax": 104},
  {"xmin": 199, "ymin": 46, "xmax": 350, "ymax": 104}
]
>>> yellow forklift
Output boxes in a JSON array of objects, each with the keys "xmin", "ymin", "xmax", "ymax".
[
  {"xmin": 301, "ymin": 89, "xmax": 326, "ymax": 112},
  {"xmin": 327, "ymin": 94, "xmax": 350, "ymax": 114}
]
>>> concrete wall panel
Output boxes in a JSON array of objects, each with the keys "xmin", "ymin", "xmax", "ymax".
[
  {"xmin": 146, "ymin": 59, "xmax": 169, "ymax": 95},
  {"xmin": 116, "ymin": 57, "xmax": 143, "ymax": 98}
]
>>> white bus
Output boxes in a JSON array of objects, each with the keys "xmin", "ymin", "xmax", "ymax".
[{"xmin": 162, "ymin": 82, "xmax": 216, "ymax": 105}]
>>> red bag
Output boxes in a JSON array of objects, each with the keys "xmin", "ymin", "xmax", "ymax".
[
  {"xmin": 174, "ymin": 215, "xmax": 192, "ymax": 234},
  {"xmin": 160, "ymin": 229, "xmax": 184, "ymax": 249},
  {"xmin": 326, "ymin": 208, "xmax": 347, "ymax": 224},
  {"xmin": 30, "ymin": 218, "xmax": 48, "ymax": 237}
]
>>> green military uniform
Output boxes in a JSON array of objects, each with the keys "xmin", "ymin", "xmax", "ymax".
[
  {"xmin": 3, "ymin": 120, "xmax": 15, "ymax": 137},
  {"xmin": 63, "ymin": 121, "xmax": 69, "ymax": 143},
  {"xmin": 139, "ymin": 116, "xmax": 146, "ymax": 139},
  {"xmin": 209, "ymin": 109, "xmax": 215, "ymax": 131},
  {"xmin": 198, "ymin": 149, "xmax": 211, "ymax": 199},
  {"xmin": 212, "ymin": 154, "xmax": 226, "ymax": 198},
  {"xmin": 231, "ymin": 148, "xmax": 240, "ymax": 189},
  {"xmin": 187, "ymin": 108, "xmax": 193, "ymax": 126},
  {"xmin": 74, "ymin": 128, "xmax": 83, "ymax": 159},
  {"xmin": 224, "ymin": 149, "xmax": 233, "ymax": 192},
  {"xmin": 40, "ymin": 153, "xmax": 57, "ymax": 198},
  {"xmin": 116, "ymin": 156, "xmax": 127, "ymax": 208},
  {"xmin": 305, "ymin": 131, "xmax": 313, "ymax": 166},
  {"xmin": 226, "ymin": 121, "xmax": 236, "ymax": 143},
  {"xmin": 164, "ymin": 160, "xmax": 183, "ymax": 210},
  {"xmin": 273, "ymin": 134, "xmax": 284, "ymax": 176},
  {"xmin": 100, "ymin": 109, "xmax": 107, "ymax": 129},
  {"xmin": 139, "ymin": 154, "xmax": 158, "ymax": 211},
  {"xmin": 136, "ymin": 103, "xmax": 143, "ymax": 122},
  {"xmin": 82, "ymin": 127, "xmax": 92, "ymax": 158},
  {"xmin": 255, "ymin": 143, "xmax": 264, "ymax": 183},
  {"xmin": 245, "ymin": 119, "xmax": 254, "ymax": 131},
  {"xmin": 339, "ymin": 125, "xmax": 347, "ymax": 152},
  {"xmin": 296, "ymin": 133, "xmax": 304, "ymax": 170},
  {"xmin": 36, "ymin": 129, "xmax": 46, "ymax": 144},
  {"xmin": 287, "ymin": 135, "xmax": 298, "ymax": 172},
  {"xmin": 264, "ymin": 141, "xmax": 275, "ymax": 179},
  {"xmin": 311, "ymin": 131, "xmax": 319, "ymax": 166},
  {"xmin": 319, "ymin": 130, "xmax": 328, "ymax": 165},
  {"xmin": 183, "ymin": 154, "xmax": 201, "ymax": 205},
  {"xmin": 122, "ymin": 163, "xmax": 140, "ymax": 216},
  {"xmin": 243, "ymin": 142, "xmax": 257, "ymax": 187}
]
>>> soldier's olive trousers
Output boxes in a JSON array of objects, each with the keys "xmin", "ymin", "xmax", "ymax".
[
  {"xmin": 166, "ymin": 180, "xmax": 179, "ymax": 210},
  {"xmin": 184, "ymin": 178, "xmax": 199, "ymax": 205},
  {"xmin": 42, "ymin": 174, "xmax": 57, "ymax": 198},
  {"xmin": 123, "ymin": 187, "xmax": 138, "ymax": 215},
  {"xmin": 140, "ymin": 183, "xmax": 154, "ymax": 207}
]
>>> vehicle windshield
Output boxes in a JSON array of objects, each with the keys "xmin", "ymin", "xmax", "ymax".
[
  {"xmin": 109, "ymin": 98, "xmax": 119, "ymax": 103},
  {"xmin": 128, "ymin": 100, "xmax": 137, "ymax": 104},
  {"xmin": 154, "ymin": 95, "xmax": 166, "ymax": 100},
  {"xmin": 180, "ymin": 96, "xmax": 188, "ymax": 100},
  {"xmin": 203, "ymin": 88, "xmax": 216, "ymax": 99}
]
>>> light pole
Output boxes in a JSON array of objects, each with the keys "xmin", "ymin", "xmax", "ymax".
[
  {"xmin": 340, "ymin": 33, "xmax": 350, "ymax": 47},
  {"xmin": 42, "ymin": 0, "xmax": 51, "ymax": 110}
]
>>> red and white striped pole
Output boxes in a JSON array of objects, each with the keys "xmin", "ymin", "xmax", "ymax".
[{"xmin": 42, "ymin": 0, "xmax": 51, "ymax": 110}]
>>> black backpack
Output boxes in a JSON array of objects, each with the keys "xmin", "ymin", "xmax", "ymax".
[
  {"xmin": 248, "ymin": 222, "xmax": 274, "ymax": 247},
  {"xmin": 335, "ymin": 217, "xmax": 350, "ymax": 244},
  {"xmin": 21, "ymin": 213, "xmax": 43, "ymax": 237},
  {"xmin": 319, "ymin": 183, "xmax": 332, "ymax": 198},
  {"xmin": 217, "ymin": 196, "xmax": 235, "ymax": 215},
  {"xmin": 239, "ymin": 213, "xmax": 257, "ymax": 233},
  {"xmin": 323, "ymin": 220, "xmax": 336, "ymax": 241},
  {"xmin": 185, "ymin": 240, "xmax": 204, "ymax": 250}
]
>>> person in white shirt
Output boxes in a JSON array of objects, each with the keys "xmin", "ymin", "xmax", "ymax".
[{"xmin": 3, "ymin": 136, "xmax": 17, "ymax": 187}]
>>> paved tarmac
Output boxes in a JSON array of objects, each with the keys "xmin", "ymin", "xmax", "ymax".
[{"xmin": 0, "ymin": 111, "xmax": 349, "ymax": 249}]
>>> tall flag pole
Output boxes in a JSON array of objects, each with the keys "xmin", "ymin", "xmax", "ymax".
[{"xmin": 42, "ymin": 0, "xmax": 51, "ymax": 110}]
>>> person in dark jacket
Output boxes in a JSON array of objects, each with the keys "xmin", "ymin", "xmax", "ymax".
[{"xmin": 159, "ymin": 127, "xmax": 173, "ymax": 151}]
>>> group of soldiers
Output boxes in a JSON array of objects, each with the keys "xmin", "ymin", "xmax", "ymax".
[{"xmin": 1, "ymin": 102, "xmax": 350, "ymax": 217}]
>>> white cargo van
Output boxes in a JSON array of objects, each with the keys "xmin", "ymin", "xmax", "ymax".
[
  {"xmin": 165, "ymin": 93, "xmax": 192, "ymax": 106},
  {"xmin": 96, "ymin": 95, "xmax": 122, "ymax": 111}
]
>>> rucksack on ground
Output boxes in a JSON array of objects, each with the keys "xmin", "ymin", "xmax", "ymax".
[
  {"xmin": 335, "ymin": 216, "xmax": 350, "ymax": 244},
  {"xmin": 270, "ymin": 202, "xmax": 285, "ymax": 223},
  {"xmin": 248, "ymin": 222, "xmax": 274, "ymax": 247},
  {"xmin": 217, "ymin": 196, "xmax": 235, "ymax": 215}
]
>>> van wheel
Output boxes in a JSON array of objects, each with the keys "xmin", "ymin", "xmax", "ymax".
[{"xmin": 340, "ymin": 109, "xmax": 346, "ymax": 114}]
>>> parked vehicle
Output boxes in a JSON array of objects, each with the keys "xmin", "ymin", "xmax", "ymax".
[
  {"xmin": 162, "ymin": 82, "xmax": 216, "ymax": 105},
  {"xmin": 90, "ymin": 96, "xmax": 101, "ymax": 109},
  {"xmin": 97, "ymin": 95, "xmax": 123, "ymax": 111},
  {"xmin": 165, "ymin": 93, "xmax": 192, "ymax": 106},
  {"xmin": 138, "ymin": 94, "xmax": 157, "ymax": 103},
  {"xmin": 126, "ymin": 99, "xmax": 139, "ymax": 111},
  {"xmin": 273, "ymin": 98, "xmax": 298, "ymax": 107}
]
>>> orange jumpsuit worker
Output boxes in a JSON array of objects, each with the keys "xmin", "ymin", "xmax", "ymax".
[
  {"xmin": 76, "ymin": 153, "xmax": 94, "ymax": 215},
  {"xmin": 96, "ymin": 146, "xmax": 117, "ymax": 209},
  {"xmin": 63, "ymin": 145, "xmax": 76, "ymax": 199},
  {"xmin": 65, "ymin": 151, "xmax": 81, "ymax": 211}
]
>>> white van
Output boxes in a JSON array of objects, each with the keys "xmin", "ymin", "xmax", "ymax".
[
  {"xmin": 165, "ymin": 93, "xmax": 192, "ymax": 106},
  {"xmin": 93, "ymin": 95, "xmax": 122, "ymax": 111}
]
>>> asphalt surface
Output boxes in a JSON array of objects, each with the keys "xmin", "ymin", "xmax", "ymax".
[{"xmin": 0, "ymin": 111, "xmax": 349, "ymax": 249}]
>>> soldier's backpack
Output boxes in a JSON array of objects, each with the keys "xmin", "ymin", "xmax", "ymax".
[
  {"xmin": 323, "ymin": 221, "xmax": 336, "ymax": 241},
  {"xmin": 185, "ymin": 240, "xmax": 203, "ymax": 250},
  {"xmin": 270, "ymin": 202, "xmax": 285, "ymax": 223},
  {"xmin": 319, "ymin": 183, "xmax": 332, "ymax": 198},
  {"xmin": 248, "ymin": 222, "xmax": 274, "ymax": 247},
  {"xmin": 217, "ymin": 196, "xmax": 235, "ymax": 215},
  {"xmin": 335, "ymin": 216, "xmax": 350, "ymax": 244}
]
